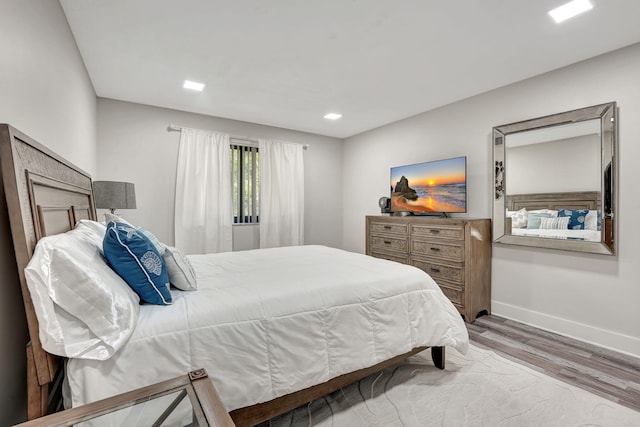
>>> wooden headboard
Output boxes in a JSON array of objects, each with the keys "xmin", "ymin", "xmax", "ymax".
[
  {"xmin": 506, "ymin": 191, "xmax": 601, "ymax": 211},
  {"xmin": 0, "ymin": 124, "xmax": 97, "ymax": 419}
]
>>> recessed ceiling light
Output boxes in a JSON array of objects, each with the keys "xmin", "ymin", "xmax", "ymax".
[
  {"xmin": 548, "ymin": 0, "xmax": 593, "ymax": 23},
  {"xmin": 183, "ymin": 80, "xmax": 205, "ymax": 91},
  {"xmin": 324, "ymin": 113, "xmax": 342, "ymax": 120}
]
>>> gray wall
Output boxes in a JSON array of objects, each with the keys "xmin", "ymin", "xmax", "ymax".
[
  {"xmin": 506, "ymin": 135, "xmax": 600, "ymax": 194},
  {"xmin": 0, "ymin": 1, "xmax": 97, "ymax": 424},
  {"xmin": 97, "ymin": 98, "xmax": 343, "ymax": 250},
  {"xmin": 343, "ymin": 42, "xmax": 640, "ymax": 357}
]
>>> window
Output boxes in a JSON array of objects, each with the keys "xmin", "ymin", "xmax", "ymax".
[{"xmin": 231, "ymin": 142, "xmax": 259, "ymax": 224}]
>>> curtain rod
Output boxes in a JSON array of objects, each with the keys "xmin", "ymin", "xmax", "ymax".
[{"xmin": 167, "ymin": 124, "xmax": 309, "ymax": 149}]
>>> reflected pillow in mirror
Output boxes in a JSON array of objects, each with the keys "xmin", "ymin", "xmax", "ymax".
[
  {"xmin": 530, "ymin": 209, "xmax": 558, "ymax": 218},
  {"xmin": 24, "ymin": 227, "xmax": 140, "ymax": 360},
  {"xmin": 539, "ymin": 217, "xmax": 570, "ymax": 230},
  {"xmin": 508, "ymin": 208, "xmax": 528, "ymax": 229},
  {"xmin": 558, "ymin": 209, "xmax": 590, "ymax": 230},
  {"xmin": 527, "ymin": 212, "xmax": 552, "ymax": 229},
  {"xmin": 584, "ymin": 210, "xmax": 602, "ymax": 231}
]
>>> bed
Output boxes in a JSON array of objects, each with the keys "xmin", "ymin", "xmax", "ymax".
[
  {"xmin": 0, "ymin": 124, "xmax": 468, "ymax": 426},
  {"xmin": 505, "ymin": 191, "xmax": 603, "ymax": 242}
]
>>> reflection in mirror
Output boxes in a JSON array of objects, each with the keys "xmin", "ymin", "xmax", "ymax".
[
  {"xmin": 506, "ymin": 119, "xmax": 601, "ymax": 242},
  {"xmin": 492, "ymin": 103, "xmax": 616, "ymax": 255}
]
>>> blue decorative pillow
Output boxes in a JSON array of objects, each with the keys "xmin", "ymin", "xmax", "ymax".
[
  {"xmin": 103, "ymin": 222, "xmax": 172, "ymax": 305},
  {"xmin": 527, "ymin": 212, "xmax": 551, "ymax": 229},
  {"xmin": 558, "ymin": 209, "xmax": 590, "ymax": 230}
]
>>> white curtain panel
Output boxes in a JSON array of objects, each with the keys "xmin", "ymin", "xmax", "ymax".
[
  {"xmin": 175, "ymin": 128, "xmax": 232, "ymax": 254},
  {"xmin": 258, "ymin": 139, "xmax": 305, "ymax": 248}
]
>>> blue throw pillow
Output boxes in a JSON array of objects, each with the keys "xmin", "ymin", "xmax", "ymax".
[
  {"xmin": 558, "ymin": 209, "xmax": 589, "ymax": 230},
  {"xmin": 103, "ymin": 222, "xmax": 172, "ymax": 305}
]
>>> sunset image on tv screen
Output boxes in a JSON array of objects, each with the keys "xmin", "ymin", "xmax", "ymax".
[{"xmin": 390, "ymin": 156, "xmax": 466, "ymax": 213}]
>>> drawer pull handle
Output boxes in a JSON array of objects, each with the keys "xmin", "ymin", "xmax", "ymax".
[
  {"xmin": 383, "ymin": 240, "xmax": 392, "ymax": 244},
  {"xmin": 430, "ymin": 267, "xmax": 441, "ymax": 273},
  {"xmin": 430, "ymin": 229, "xmax": 440, "ymax": 233},
  {"xmin": 430, "ymin": 247, "xmax": 441, "ymax": 252},
  {"xmin": 384, "ymin": 225, "xmax": 392, "ymax": 230}
]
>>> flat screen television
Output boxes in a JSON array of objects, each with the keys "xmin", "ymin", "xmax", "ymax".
[{"xmin": 390, "ymin": 156, "xmax": 467, "ymax": 214}]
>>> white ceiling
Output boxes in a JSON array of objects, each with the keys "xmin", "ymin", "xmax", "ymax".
[{"xmin": 60, "ymin": 0, "xmax": 640, "ymax": 139}]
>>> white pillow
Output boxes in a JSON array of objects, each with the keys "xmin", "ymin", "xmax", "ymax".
[
  {"xmin": 75, "ymin": 220, "xmax": 106, "ymax": 253},
  {"xmin": 509, "ymin": 208, "xmax": 528, "ymax": 229},
  {"xmin": 163, "ymin": 246, "xmax": 198, "ymax": 291},
  {"xmin": 540, "ymin": 217, "xmax": 570, "ymax": 230},
  {"xmin": 104, "ymin": 211, "xmax": 132, "ymax": 226},
  {"xmin": 24, "ymin": 227, "xmax": 140, "ymax": 360}
]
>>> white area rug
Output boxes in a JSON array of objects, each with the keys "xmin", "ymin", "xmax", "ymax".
[{"xmin": 259, "ymin": 344, "xmax": 640, "ymax": 426}]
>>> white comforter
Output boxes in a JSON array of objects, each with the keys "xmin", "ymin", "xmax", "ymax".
[
  {"xmin": 66, "ymin": 245, "xmax": 468, "ymax": 414},
  {"xmin": 511, "ymin": 228, "xmax": 601, "ymax": 241}
]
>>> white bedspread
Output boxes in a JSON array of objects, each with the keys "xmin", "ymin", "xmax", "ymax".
[
  {"xmin": 66, "ymin": 245, "xmax": 468, "ymax": 414},
  {"xmin": 511, "ymin": 228, "xmax": 600, "ymax": 241}
]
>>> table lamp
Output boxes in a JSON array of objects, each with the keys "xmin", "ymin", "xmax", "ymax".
[{"xmin": 93, "ymin": 181, "xmax": 137, "ymax": 214}]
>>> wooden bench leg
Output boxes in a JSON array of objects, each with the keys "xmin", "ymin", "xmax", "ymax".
[{"xmin": 431, "ymin": 346, "xmax": 445, "ymax": 369}]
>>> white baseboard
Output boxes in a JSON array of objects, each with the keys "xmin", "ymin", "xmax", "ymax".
[{"xmin": 492, "ymin": 301, "xmax": 640, "ymax": 359}]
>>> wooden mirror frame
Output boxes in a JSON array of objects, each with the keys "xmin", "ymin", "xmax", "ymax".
[{"xmin": 492, "ymin": 102, "xmax": 617, "ymax": 255}]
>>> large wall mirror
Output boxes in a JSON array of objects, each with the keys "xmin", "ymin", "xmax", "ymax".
[{"xmin": 492, "ymin": 102, "xmax": 617, "ymax": 255}]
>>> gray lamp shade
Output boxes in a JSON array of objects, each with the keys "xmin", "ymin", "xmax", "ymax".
[{"xmin": 93, "ymin": 181, "xmax": 137, "ymax": 212}]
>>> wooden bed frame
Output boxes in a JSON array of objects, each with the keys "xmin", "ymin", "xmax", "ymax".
[
  {"xmin": 505, "ymin": 191, "xmax": 601, "ymax": 234},
  {"xmin": 0, "ymin": 124, "xmax": 445, "ymax": 426},
  {"xmin": 506, "ymin": 191, "xmax": 600, "ymax": 212},
  {"xmin": 0, "ymin": 124, "xmax": 96, "ymax": 419}
]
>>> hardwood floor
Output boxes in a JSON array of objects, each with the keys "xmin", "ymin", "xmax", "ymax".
[{"xmin": 467, "ymin": 315, "xmax": 640, "ymax": 412}]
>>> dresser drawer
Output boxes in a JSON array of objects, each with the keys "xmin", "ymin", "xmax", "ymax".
[
  {"xmin": 371, "ymin": 251, "xmax": 409, "ymax": 265},
  {"xmin": 436, "ymin": 279, "xmax": 464, "ymax": 305},
  {"xmin": 370, "ymin": 221, "xmax": 408, "ymax": 235},
  {"xmin": 411, "ymin": 239, "xmax": 464, "ymax": 262},
  {"xmin": 411, "ymin": 224, "xmax": 464, "ymax": 240},
  {"xmin": 370, "ymin": 235, "xmax": 408, "ymax": 254},
  {"xmin": 411, "ymin": 258, "xmax": 464, "ymax": 283}
]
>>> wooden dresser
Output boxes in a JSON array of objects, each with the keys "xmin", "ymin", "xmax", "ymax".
[{"xmin": 366, "ymin": 216, "xmax": 491, "ymax": 323}]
